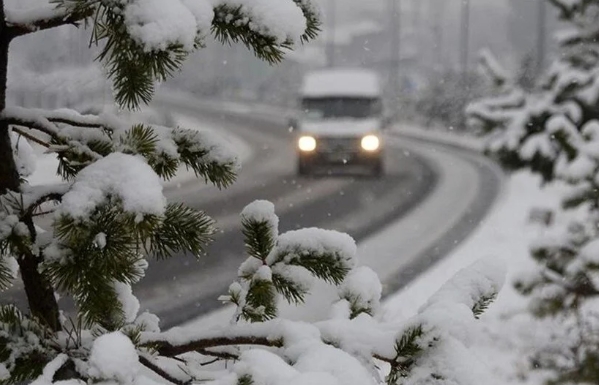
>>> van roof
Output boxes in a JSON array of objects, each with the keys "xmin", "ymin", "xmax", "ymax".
[{"xmin": 300, "ymin": 68, "xmax": 381, "ymax": 98}]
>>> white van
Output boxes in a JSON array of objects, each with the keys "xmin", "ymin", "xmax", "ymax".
[{"xmin": 292, "ymin": 68, "xmax": 387, "ymax": 176}]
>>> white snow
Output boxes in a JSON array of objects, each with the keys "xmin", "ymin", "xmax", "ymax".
[
  {"xmin": 113, "ymin": 281, "xmax": 141, "ymax": 324},
  {"xmin": 135, "ymin": 311, "xmax": 161, "ymax": 333},
  {"xmin": 292, "ymin": 344, "xmax": 376, "ymax": 385},
  {"xmin": 59, "ymin": 153, "xmax": 165, "ymax": 220},
  {"xmin": 122, "ymin": 0, "xmax": 309, "ymax": 51},
  {"xmin": 173, "ymin": 128, "xmax": 241, "ymax": 172},
  {"xmin": 338, "ymin": 266, "xmax": 382, "ymax": 315},
  {"xmin": 124, "ymin": 0, "xmax": 202, "ymax": 51},
  {"xmin": 478, "ymin": 48, "xmax": 509, "ymax": 84},
  {"xmin": 10, "ymin": 131, "xmax": 37, "ymax": 177},
  {"xmin": 267, "ymin": 228, "xmax": 357, "ymax": 271},
  {"xmin": 300, "ymin": 69, "xmax": 381, "ymax": 98},
  {"xmin": 5, "ymin": 1, "xmax": 63, "ymax": 27},
  {"xmin": 216, "ymin": 0, "xmax": 308, "ymax": 45},
  {"xmin": 420, "ymin": 256, "xmax": 506, "ymax": 315},
  {"xmin": 380, "ymin": 169, "xmax": 569, "ymax": 385},
  {"xmin": 240, "ymin": 200, "xmax": 279, "ymax": 233},
  {"xmin": 88, "ymin": 332, "xmax": 140, "ymax": 384}
]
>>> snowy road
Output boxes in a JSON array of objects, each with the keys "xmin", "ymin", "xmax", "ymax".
[
  {"xmin": 134, "ymin": 97, "xmax": 503, "ymax": 328},
  {"xmin": 0, "ymin": 97, "xmax": 502, "ymax": 328}
]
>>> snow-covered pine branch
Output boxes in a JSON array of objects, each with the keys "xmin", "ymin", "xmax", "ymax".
[
  {"xmin": 469, "ymin": 1, "xmax": 599, "ymax": 382},
  {"xmin": 134, "ymin": 255, "xmax": 505, "ymax": 385},
  {"xmin": 0, "ymin": 0, "xmax": 517, "ymax": 384},
  {"xmin": 4, "ymin": 1, "xmax": 92, "ymax": 38},
  {"xmin": 2, "ymin": 106, "xmax": 239, "ymax": 186},
  {"xmin": 477, "ymin": 48, "xmax": 510, "ymax": 89},
  {"xmin": 9, "ymin": 0, "xmax": 319, "ymax": 109}
]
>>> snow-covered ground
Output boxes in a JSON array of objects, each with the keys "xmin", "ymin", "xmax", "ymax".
[
  {"xmin": 383, "ymin": 169, "xmax": 561, "ymax": 385},
  {"xmin": 191, "ymin": 124, "xmax": 562, "ymax": 385}
]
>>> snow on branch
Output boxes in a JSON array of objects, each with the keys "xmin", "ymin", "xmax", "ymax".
[
  {"xmin": 1, "ymin": 106, "xmax": 62, "ymax": 137},
  {"xmin": 58, "ymin": 152, "xmax": 165, "ymax": 220},
  {"xmin": 4, "ymin": 2, "xmax": 93, "ymax": 39},
  {"xmin": 420, "ymin": 256, "xmax": 505, "ymax": 317},
  {"xmin": 477, "ymin": 48, "xmax": 510, "ymax": 88}
]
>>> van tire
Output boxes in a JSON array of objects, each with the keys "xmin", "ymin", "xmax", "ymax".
[{"xmin": 298, "ymin": 160, "xmax": 311, "ymax": 176}]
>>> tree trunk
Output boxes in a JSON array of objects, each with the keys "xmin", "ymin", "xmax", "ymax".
[{"xmin": 0, "ymin": 2, "xmax": 60, "ymax": 331}]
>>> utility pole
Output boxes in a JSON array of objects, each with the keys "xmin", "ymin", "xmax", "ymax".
[
  {"xmin": 389, "ymin": 0, "xmax": 401, "ymax": 112},
  {"xmin": 325, "ymin": 0, "xmax": 336, "ymax": 67},
  {"xmin": 459, "ymin": 0, "xmax": 470, "ymax": 82},
  {"xmin": 536, "ymin": 0, "xmax": 546, "ymax": 73},
  {"xmin": 432, "ymin": 0, "xmax": 444, "ymax": 73}
]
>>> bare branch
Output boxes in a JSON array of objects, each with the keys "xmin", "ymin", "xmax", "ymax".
[
  {"xmin": 12, "ymin": 127, "xmax": 50, "ymax": 148},
  {"xmin": 139, "ymin": 355, "xmax": 191, "ymax": 385},
  {"xmin": 197, "ymin": 348, "xmax": 239, "ymax": 361},
  {"xmin": 149, "ymin": 335, "xmax": 280, "ymax": 358}
]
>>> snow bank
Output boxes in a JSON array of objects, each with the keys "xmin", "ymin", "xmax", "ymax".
[{"xmin": 382, "ymin": 171, "xmax": 568, "ymax": 385}]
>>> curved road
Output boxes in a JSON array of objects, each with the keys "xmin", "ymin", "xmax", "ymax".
[
  {"xmin": 137, "ymin": 97, "xmax": 503, "ymax": 328},
  {"xmin": 0, "ymin": 97, "xmax": 503, "ymax": 329}
]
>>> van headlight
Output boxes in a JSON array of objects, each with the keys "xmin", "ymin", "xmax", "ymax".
[
  {"xmin": 361, "ymin": 135, "xmax": 380, "ymax": 151},
  {"xmin": 298, "ymin": 136, "xmax": 317, "ymax": 152}
]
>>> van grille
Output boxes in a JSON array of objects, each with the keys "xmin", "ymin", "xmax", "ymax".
[{"xmin": 318, "ymin": 137, "xmax": 360, "ymax": 152}]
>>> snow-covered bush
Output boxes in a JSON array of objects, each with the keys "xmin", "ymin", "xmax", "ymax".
[
  {"xmin": 468, "ymin": 1, "xmax": 599, "ymax": 383},
  {"xmin": 415, "ymin": 70, "xmax": 485, "ymax": 130},
  {"xmin": 0, "ymin": 1, "xmax": 507, "ymax": 385}
]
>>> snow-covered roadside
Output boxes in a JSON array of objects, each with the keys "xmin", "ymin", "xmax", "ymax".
[
  {"xmin": 187, "ymin": 125, "xmax": 558, "ymax": 384},
  {"xmin": 26, "ymin": 110, "xmax": 253, "ymax": 188},
  {"xmin": 381, "ymin": 171, "xmax": 559, "ymax": 385},
  {"xmin": 394, "ymin": 123, "xmax": 483, "ymax": 152},
  {"xmin": 182, "ymin": 125, "xmax": 499, "ymax": 328}
]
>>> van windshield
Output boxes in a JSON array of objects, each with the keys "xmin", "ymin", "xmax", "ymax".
[{"xmin": 301, "ymin": 97, "xmax": 382, "ymax": 120}]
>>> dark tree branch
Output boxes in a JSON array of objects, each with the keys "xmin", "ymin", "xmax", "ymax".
[
  {"xmin": 49, "ymin": 117, "xmax": 105, "ymax": 129},
  {"xmin": 2, "ymin": 114, "xmax": 104, "ymax": 160},
  {"xmin": 146, "ymin": 332, "xmax": 400, "ymax": 367},
  {"xmin": 197, "ymin": 349, "xmax": 239, "ymax": 361},
  {"xmin": 25, "ymin": 190, "xmax": 67, "ymax": 218},
  {"xmin": 12, "ymin": 126, "xmax": 51, "ymax": 147},
  {"xmin": 1, "ymin": 115, "xmax": 59, "ymax": 138},
  {"xmin": 139, "ymin": 356, "xmax": 191, "ymax": 385},
  {"xmin": 6, "ymin": 8, "xmax": 94, "ymax": 40},
  {"xmin": 150, "ymin": 335, "xmax": 280, "ymax": 357},
  {"xmin": 541, "ymin": 269, "xmax": 599, "ymax": 297}
]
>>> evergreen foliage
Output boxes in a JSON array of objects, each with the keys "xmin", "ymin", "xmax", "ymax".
[
  {"xmin": 468, "ymin": 0, "xmax": 599, "ymax": 382},
  {"xmin": 0, "ymin": 1, "xmax": 505, "ymax": 384}
]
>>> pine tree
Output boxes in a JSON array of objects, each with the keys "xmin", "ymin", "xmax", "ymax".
[
  {"xmin": 0, "ymin": 1, "xmax": 505, "ymax": 385},
  {"xmin": 468, "ymin": 1, "xmax": 599, "ymax": 382}
]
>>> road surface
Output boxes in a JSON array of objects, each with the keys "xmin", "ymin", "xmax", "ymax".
[
  {"xmin": 0, "ymin": 97, "xmax": 502, "ymax": 329},
  {"xmin": 137, "ymin": 97, "xmax": 502, "ymax": 327}
]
